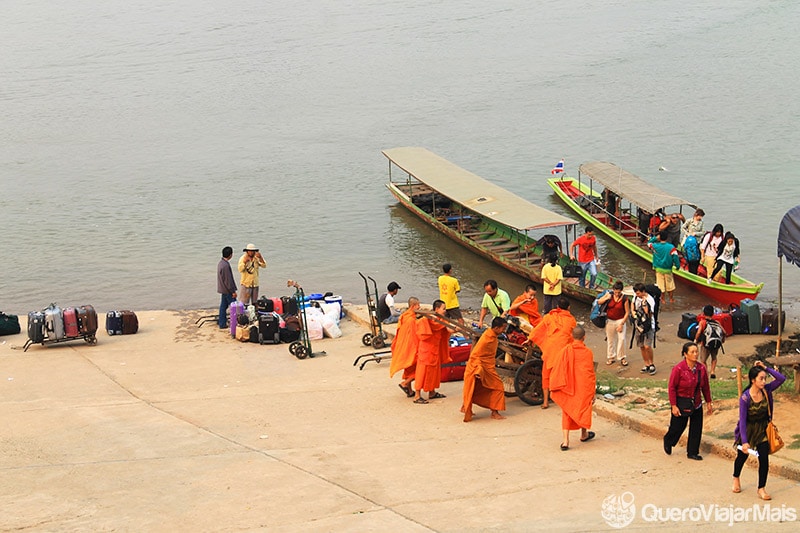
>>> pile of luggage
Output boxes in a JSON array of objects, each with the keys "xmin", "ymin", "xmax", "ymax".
[
  {"xmin": 22, "ymin": 304, "xmax": 139, "ymax": 352},
  {"xmin": 231, "ymin": 296, "xmax": 301, "ymax": 345},
  {"xmin": 677, "ymin": 299, "xmax": 786, "ymax": 339}
]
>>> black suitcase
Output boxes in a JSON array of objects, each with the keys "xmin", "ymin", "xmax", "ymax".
[
  {"xmin": 761, "ymin": 308, "xmax": 786, "ymax": 335},
  {"xmin": 106, "ymin": 311, "xmax": 124, "ymax": 335},
  {"xmin": 256, "ymin": 296, "xmax": 273, "ymax": 313},
  {"xmin": 27, "ymin": 311, "xmax": 46, "ymax": 343},
  {"xmin": 731, "ymin": 309, "xmax": 749, "ymax": 334},
  {"xmin": 281, "ymin": 296, "xmax": 299, "ymax": 316},
  {"xmin": 258, "ymin": 313, "xmax": 280, "ymax": 344},
  {"xmin": 677, "ymin": 313, "xmax": 697, "ymax": 340}
]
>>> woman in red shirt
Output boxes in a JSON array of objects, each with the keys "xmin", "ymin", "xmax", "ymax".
[
  {"xmin": 663, "ymin": 342, "xmax": 713, "ymax": 460},
  {"xmin": 597, "ymin": 281, "xmax": 630, "ymax": 366}
]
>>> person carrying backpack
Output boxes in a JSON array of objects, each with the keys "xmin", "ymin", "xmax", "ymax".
[
  {"xmin": 631, "ymin": 283, "xmax": 657, "ymax": 375},
  {"xmin": 694, "ymin": 305, "xmax": 725, "ymax": 379}
]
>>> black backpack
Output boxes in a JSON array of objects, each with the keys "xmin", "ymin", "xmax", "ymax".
[
  {"xmin": 629, "ymin": 296, "xmax": 655, "ymax": 349},
  {"xmin": 643, "ymin": 284, "xmax": 661, "ymax": 332},
  {"xmin": 703, "ymin": 319, "xmax": 726, "ymax": 353}
]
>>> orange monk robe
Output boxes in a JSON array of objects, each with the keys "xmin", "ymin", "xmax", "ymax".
[
  {"xmin": 389, "ymin": 309, "xmax": 419, "ymax": 379},
  {"xmin": 509, "ymin": 295, "xmax": 542, "ymax": 328},
  {"xmin": 527, "ymin": 308, "xmax": 577, "ymax": 390},
  {"xmin": 414, "ymin": 317, "xmax": 451, "ymax": 392},
  {"xmin": 462, "ymin": 328, "xmax": 506, "ymax": 412},
  {"xmin": 550, "ymin": 340, "xmax": 596, "ymax": 430}
]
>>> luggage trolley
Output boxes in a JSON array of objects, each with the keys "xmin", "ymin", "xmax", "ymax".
[
  {"xmin": 23, "ymin": 304, "xmax": 99, "ymax": 352},
  {"xmin": 358, "ymin": 272, "xmax": 388, "ymax": 349},
  {"xmin": 286, "ymin": 280, "xmax": 325, "ymax": 359}
]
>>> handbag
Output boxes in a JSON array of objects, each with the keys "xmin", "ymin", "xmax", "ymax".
[
  {"xmin": 766, "ymin": 395, "xmax": 784, "ymax": 454},
  {"xmin": 676, "ymin": 373, "xmax": 701, "ymax": 417}
]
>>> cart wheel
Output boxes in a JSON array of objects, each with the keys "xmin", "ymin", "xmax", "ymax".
[
  {"xmin": 294, "ymin": 344, "xmax": 309, "ymax": 359},
  {"xmin": 86, "ymin": 335, "xmax": 97, "ymax": 345},
  {"xmin": 361, "ymin": 333, "xmax": 373, "ymax": 346},
  {"xmin": 289, "ymin": 341, "xmax": 301, "ymax": 355},
  {"xmin": 371, "ymin": 336, "xmax": 385, "ymax": 349},
  {"xmin": 514, "ymin": 358, "xmax": 544, "ymax": 406}
]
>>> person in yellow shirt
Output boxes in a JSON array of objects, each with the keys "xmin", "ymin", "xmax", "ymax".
[
  {"xmin": 541, "ymin": 255, "xmax": 563, "ymax": 314},
  {"xmin": 437, "ymin": 263, "xmax": 464, "ymax": 325},
  {"xmin": 238, "ymin": 243, "xmax": 267, "ymax": 305}
]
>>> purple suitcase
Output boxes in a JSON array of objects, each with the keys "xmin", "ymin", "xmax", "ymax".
[{"xmin": 229, "ymin": 301, "xmax": 245, "ymax": 337}]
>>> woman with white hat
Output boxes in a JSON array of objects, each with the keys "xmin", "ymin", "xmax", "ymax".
[{"xmin": 238, "ymin": 243, "xmax": 266, "ymax": 305}]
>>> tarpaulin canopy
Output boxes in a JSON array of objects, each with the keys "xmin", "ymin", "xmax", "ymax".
[{"xmin": 777, "ymin": 204, "xmax": 800, "ymax": 268}]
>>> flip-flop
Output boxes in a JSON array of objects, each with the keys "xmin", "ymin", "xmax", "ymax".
[
  {"xmin": 413, "ymin": 398, "xmax": 428, "ymax": 404},
  {"xmin": 399, "ymin": 383, "xmax": 411, "ymax": 396},
  {"xmin": 429, "ymin": 392, "xmax": 446, "ymax": 399},
  {"xmin": 560, "ymin": 444, "xmax": 569, "ymax": 451},
  {"xmin": 620, "ymin": 358, "xmax": 628, "ymax": 367},
  {"xmin": 580, "ymin": 431, "xmax": 596, "ymax": 442},
  {"xmin": 606, "ymin": 360, "xmax": 615, "ymax": 365}
]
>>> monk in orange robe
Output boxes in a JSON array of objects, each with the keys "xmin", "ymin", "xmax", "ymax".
[
  {"xmin": 527, "ymin": 297, "xmax": 576, "ymax": 409},
  {"xmin": 461, "ymin": 316, "xmax": 507, "ymax": 422},
  {"xmin": 413, "ymin": 300, "xmax": 452, "ymax": 404},
  {"xmin": 389, "ymin": 297, "xmax": 421, "ymax": 397},
  {"xmin": 509, "ymin": 284, "xmax": 542, "ymax": 331},
  {"xmin": 550, "ymin": 325, "xmax": 597, "ymax": 450}
]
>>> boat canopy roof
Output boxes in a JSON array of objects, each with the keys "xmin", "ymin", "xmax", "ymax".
[
  {"xmin": 383, "ymin": 147, "xmax": 578, "ymax": 231},
  {"xmin": 578, "ymin": 161, "xmax": 697, "ymax": 213}
]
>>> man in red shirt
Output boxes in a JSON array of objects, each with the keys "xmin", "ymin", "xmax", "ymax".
[{"xmin": 569, "ymin": 227, "xmax": 599, "ymax": 289}]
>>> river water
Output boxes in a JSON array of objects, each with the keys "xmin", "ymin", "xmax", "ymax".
[{"xmin": 2, "ymin": 0, "xmax": 800, "ymax": 317}]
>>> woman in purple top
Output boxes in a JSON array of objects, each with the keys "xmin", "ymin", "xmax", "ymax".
[
  {"xmin": 732, "ymin": 361, "xmax": 786, "ymax": 500},
  {"xmin": 663, "ymin": 342, "xmax": 713, "ymax": 460}
]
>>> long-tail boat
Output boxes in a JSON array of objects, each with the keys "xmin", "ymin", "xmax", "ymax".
[
  {"xmin": 383, "ymin": 147, "xmax": 619, "ymax": 303},
  {"xmin": 548, "ymin": 161, "xmax": 763, "ymax": 306}
]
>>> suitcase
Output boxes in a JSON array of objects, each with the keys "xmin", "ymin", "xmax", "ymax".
[
  {"xmin": 761, "ymin": 308, "xmax": 786, "ymax": 335},
  {"xmin": 44, "ymin": 305, "xmax": 65, "ymax": 341},
  {"xmin": 256, "ymin": 296, "xmax": 273, "ymax": 313},
  {"xmin": 270, "ymin": 297, "xmax": 283, "ymax": 315},
  {"xmin": 106, "ymin": 311, "xmax": 123, "ymax": 335},
  {"xmin": 711, "ymin": 312, "xmax": 734, "ymax": 337},
  {"xmin": 441, "ymin": 344, "xmax": 472, "ymax": 382},
  {"xmin": 77, "ymin": 305, "xmax": 98, "ymax": 336},
  {"xmin": 258, "ymin": 312, "xmax": 281, "ymax": 344},
  {"xmin": 677, "ymin": 313, "xmax": 697, "ymax": 339},
  {"xmin": 740, "ymin": 299, "xmax": 761, "ymax": 334},
  {"xmin": 229, "ymin": 301, "xmax": 245, "ymax": 337},
  {"xmin": 281, "ymin": 296, "xmax": 299, "ymax": 316},
  {"xmin": 63, "ymin": 307, "xmax": 79, "ymax": 338},
  {"xmin": 27, "ymin": 311, "xmax": 46, "ymax": 343},
  {"xmin": 120, "ymin": 310, "xmax": 138, "ymax": 334},
  {"xmin": 730, "ymin": 309, "xmax": 749, "ymax": 335}
]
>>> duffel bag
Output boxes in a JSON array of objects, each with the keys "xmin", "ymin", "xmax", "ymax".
[{"xmin": 0, "ymin": 311, "xmax": 21, "ymax": 336}]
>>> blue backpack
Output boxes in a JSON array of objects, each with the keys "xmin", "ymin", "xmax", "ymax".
[
  {"xmin": 683, "ymin": 235, "xmax": 700, "ymax": 262},
  {"xmin": 590, "ymin": 290, "xmax": 611, "ymax": 328}
]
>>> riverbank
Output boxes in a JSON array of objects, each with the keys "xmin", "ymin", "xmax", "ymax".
[{"xmin": 2, "ymin": 308, "xmax": 799, "ymax": 531}]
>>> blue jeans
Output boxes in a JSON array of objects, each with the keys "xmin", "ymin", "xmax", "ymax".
[
  {"xmin": 579, "ymin": 260, "xmax": 597, "ymax": 289},
  {"xmin": 218, "ymin": 293, "xmax": 236, "ymax": 328}
]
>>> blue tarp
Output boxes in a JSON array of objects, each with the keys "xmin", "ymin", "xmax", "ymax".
[{"xmin": 777, "ymin": 205, "xmax": 800, "ymax": 268}]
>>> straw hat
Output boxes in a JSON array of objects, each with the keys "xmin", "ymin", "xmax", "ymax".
[{"xmin": 243, "ymin": 243, "xmax": 259, "ymax": 252}]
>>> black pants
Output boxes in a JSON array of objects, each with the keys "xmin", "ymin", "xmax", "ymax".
[
  {"xmin": 711, "ymin": 260, "xmax": 734, "ymax": 284},
  {"xmin": 664, "ymin": 407, "xmax": 703, "ymax": 456},
  {"xmin": 733, "ymin": 440, "xmax": 770, "ymax": 488}
]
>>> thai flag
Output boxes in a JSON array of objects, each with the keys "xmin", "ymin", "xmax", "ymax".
[{"xmin": 551, "ymin": 159, "xmax": 565, "ymax": 175}]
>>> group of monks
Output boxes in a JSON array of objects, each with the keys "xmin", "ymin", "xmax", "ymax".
[{"xmin": 388, "ymin": 290, "xmax": 598, "ymax": 449}]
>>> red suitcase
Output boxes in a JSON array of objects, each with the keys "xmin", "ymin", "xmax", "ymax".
[
  {"xmin": 440, "ymin": 344, "xmax": 472, "ymax": 382},
  {"xmin": 63, "ymin": 307, "xmax": 79, "ymax": 338},
  {"xmin": 270, "ymin": 297, "xmax": 283, "ymax": 315},
  {"xmin": 711, "ymin": 312, "xmax": 734, "ymax": 337}
]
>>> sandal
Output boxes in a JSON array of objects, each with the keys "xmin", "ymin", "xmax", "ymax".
[
  {"xmin": 429, "ymin": 392, "xmax": 446, "ymax": 399},
  {"xmin": 399, "ymin": 383, "xmax": 412, "ymax": 397},
  {"xmin": 560, "ymin": 444, "xmax": 569, "ymax": 451},
  {"xmin": 580, "ymin": 431, "xmax": 596, "ymax": 442},
  {"xmin": 620, "ymin": 358, "xmax": 628, "ymax": 367},
  {"xmin": 606, "ymin": 360, "xmax": 615, "ymax": 366},
  {"xmin": 413, "ymin": 398, "xmax": 428, "ymax": 404}
]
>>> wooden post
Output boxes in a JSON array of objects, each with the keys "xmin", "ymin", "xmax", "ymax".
[
  {"xmin": 736, "ymin": 365, "xmax": 743, "ymax": 399},
  {"xmin": 777, "ymin": 258, "xmax": 782, "ymax": 359}
]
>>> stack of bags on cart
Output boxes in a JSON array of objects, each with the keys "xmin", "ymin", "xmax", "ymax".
[
  {"xmin": 230, "ymin": 293, "xmax": 343, "ymax": 345},
  {"xmin": 20, "ymin": 304, "xmax": 139, "ymax": 351}
]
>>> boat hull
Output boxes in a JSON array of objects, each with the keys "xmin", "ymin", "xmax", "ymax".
[
  {"xmin": 547, "ymin": 177, "xmax": 763, "ymax": 307},
  {"xmin": 387, "ymin": 182, "xmax": 605, "ymax": 304}
]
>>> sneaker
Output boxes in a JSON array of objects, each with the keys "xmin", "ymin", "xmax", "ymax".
[
  {"xmin": 648, "ymin": 365, "xmax": 657, "ymax": 375},
  {"xmin": 640, "ymin": 366, "xmax": 649, "ymax": 373}
]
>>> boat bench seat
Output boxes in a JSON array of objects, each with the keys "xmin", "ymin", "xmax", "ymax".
[
  {"xmin": 475, "ymin": 237, "xmax": 511, "ymax": 244},
  {"xmin": 486, "ymin": 242, "xmax": 520, "ymax": 251}
]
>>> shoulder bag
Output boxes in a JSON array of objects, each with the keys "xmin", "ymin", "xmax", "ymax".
[
  {"xmin": 766, "ymin": 393, "xmax": 784, "ymax": 454},
  {"xmin": 676, "ymin": 371, "xmax": 701, "ymax": 417}
]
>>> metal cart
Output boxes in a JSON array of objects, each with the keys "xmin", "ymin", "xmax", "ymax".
[
  {"xmin": 358, "ymin": 272, "xmax": 387, "ymax": 349},
  {"xmin": 286, "ymin": 280, "xmax": 326, "ymax": 359}
]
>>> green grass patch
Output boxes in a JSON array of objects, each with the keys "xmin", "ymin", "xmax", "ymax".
[{"xmin": 789, "ymin": 435, "xmax": 800, "ymax": 450}]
